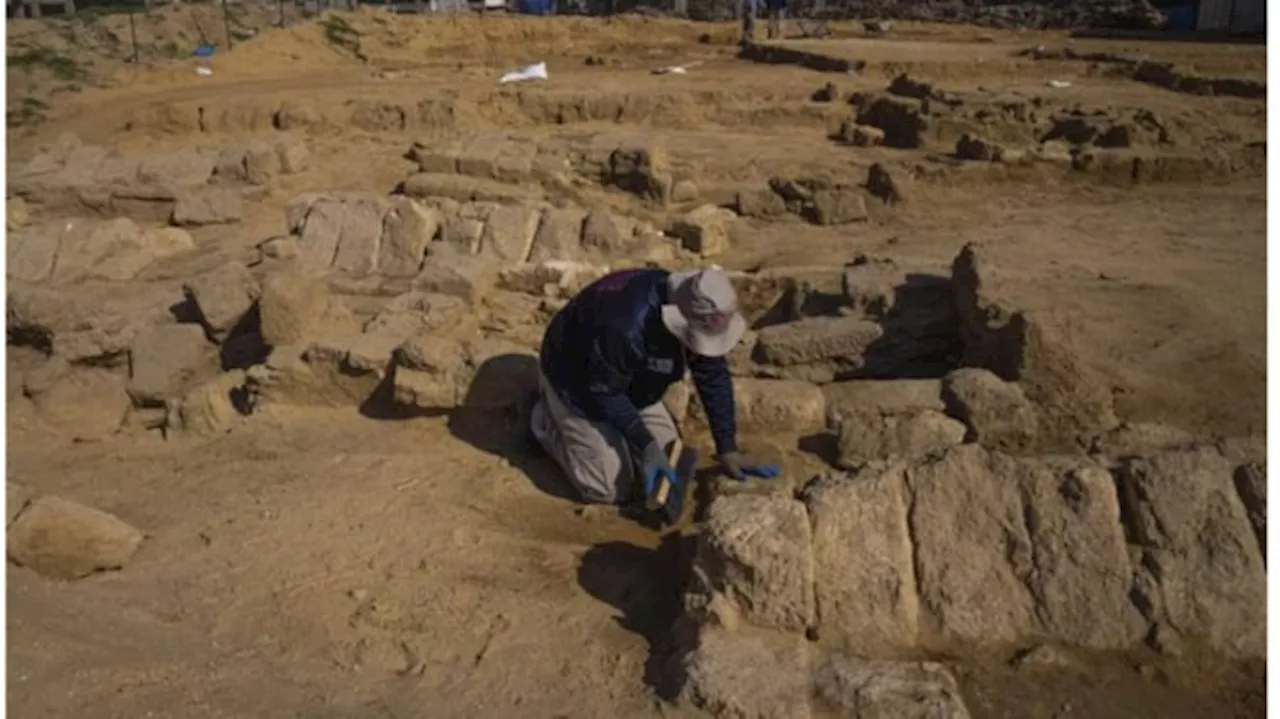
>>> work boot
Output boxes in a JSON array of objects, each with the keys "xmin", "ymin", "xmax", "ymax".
[{"xmin": 513, "ymin": 390, "xmax": 546, "ymax": 456}]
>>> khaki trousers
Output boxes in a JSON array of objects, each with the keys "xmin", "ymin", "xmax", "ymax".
[{"xmin": 531, "ymin": 372, "xmax": 679, "ymax": 505}]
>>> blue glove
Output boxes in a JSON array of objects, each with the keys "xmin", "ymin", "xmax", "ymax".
[
  {"xmin": 718, "ymin": 451, "xmax": 781, "ymax": 481},
  {"xmin": 640, "ymin": 441, "xmax": 678, "ymax": 498}
]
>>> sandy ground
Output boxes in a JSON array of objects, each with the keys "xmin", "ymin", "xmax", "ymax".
[{"xmin": 5, "ymin": 11, "xmax": 1268, "ymax": 718}]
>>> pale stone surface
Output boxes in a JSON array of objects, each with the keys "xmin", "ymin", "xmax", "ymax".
[
  {"xmin": 8, "ymin": 496, "xmax": 144, "ymax": 580},
  {"xmin": 1115, "ymin": 447, "xmax": 1267, "ymax": 660},
  {"xmin": 680, "ymin": 628, "xmax": 812, "ymax": 719},
  {"xmin": 803, "ymin": 463, "xmax": 919, "ymax": 655},
  {"xmin": 691, "ymin": 494, "xmax": 815, "ymax": 633}
]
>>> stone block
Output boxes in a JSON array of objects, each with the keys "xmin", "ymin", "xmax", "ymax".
[
  {"xmin": 379, "ymin": 197, "xmax": 440, "ymax": 277},
  {"xmin": 690, "ymin": 493, "xmax": 815, "ymax": 633},
  {"xmin": 7, "ymin": 496, "xmax": 144, "ymax": 580},
  {"xmin": 836, "ymin": 410, "xmax": 966, "ymax": 467},
  {"xmin": 479, "ymin": 202, "xmax": 542, "ymax": 263},
  {"xmin": 669, "ymin": 204, "xmax": 734, "ymax": 258},
  {"xmin": 814, "ymin": 656, "xmax": 971, "ymax": 719},
  {"xmin": 803, "ymin": 464, "xmax": 919, "ymax": 654},
  {"xmin": 1115, "ymin": 447, "xmax": 1267, "ymax": 660},
  {"xmin": 942, "ymin": 368, "xmax": 1039, "ymax": 452},
  {"xmin": 182, "ymin": 262, "xmax": 261, "ymax": 341}
]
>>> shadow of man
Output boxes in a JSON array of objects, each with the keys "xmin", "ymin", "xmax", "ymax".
[
  {"xmin": 445, "ymin": 352, "xmax": 581, "ymax": 502},
  {"xmin": 576, "ymin": 535, "xmax": 698, "ymax": 701}
]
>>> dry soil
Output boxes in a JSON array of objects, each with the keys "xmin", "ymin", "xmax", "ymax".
[{"xmin": 5, "ymin": 10, "xmax": 1267, "ymax": 718}]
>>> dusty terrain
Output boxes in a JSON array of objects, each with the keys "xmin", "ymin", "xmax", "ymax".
[{"xmin": 5, "ymin": 9, "xmax": 1267, "ymax": 719}]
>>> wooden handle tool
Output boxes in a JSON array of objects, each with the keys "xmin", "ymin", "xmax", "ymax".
[{"xmin": 646, "ymin": 438, "xmax": 683, "ymax": 511}]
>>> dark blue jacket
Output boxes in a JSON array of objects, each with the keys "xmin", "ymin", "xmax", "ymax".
[{"xmin": 540, "ymin": 268, "xmax": 738, "ymax": 457}]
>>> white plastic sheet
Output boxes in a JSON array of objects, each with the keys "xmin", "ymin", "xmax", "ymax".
[{"xmin": 499, "ymin": 62, "xmax": 549, "ymax": 85}]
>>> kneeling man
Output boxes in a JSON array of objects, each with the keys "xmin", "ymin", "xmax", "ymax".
[{"xmin": 531, "ymin": 267, "xmax": 779, "ymax": 506}]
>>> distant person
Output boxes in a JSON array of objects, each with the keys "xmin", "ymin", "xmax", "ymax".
[
  {"xmin": 765, "ymin": 0, "xmax": 787, "ymax": 39},
  {"xmin": 740, "ymin": 0, "xmax": 758, "ymax": 45},
  {"xmin": 530, "ymin": 267, "xmax": 779, "ymax": 507}
]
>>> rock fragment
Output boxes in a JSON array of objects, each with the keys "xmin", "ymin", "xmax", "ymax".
[
  {"xmin": 836, "ymin": 410, "xmax": 965, "ymax": 466},
  {"xmin": 814, "ymin": 655, "xmax": 971, "ymax": 719},
  {"xmin": 955, "ymin": 134, "xmax": 1007, "ymax": 162},
  {"xmin": 178, "ymin": 370, "xmax": 248, "ymax": 437},
  {"xmin": 907, "ymin": 445, "xmax": 1038, "ymax": 650},
  {"xmin": 605, "ymin": 141, "xmax": 672, "ymax": 205},
  {"xmin": 803, "ymin": 463, "xmax": 919, "ymax": 654},
  {"xmin": 679, "ymin": 629, "xmax": 812, "ymax": 719},
  {"xmin": 7, "ymin": 496, "xmax": 144, "ymax": 580},
  {"xmin": 413, "ymin": 246, "xmax": 502, "ymax": 305},
  {"xmin": 735, "ymin": 187, "xmax": 788, "ymax": 219},
  {"xmin": 689, "ymin": 493, "xmax": 815, "ymax": 633},
  {"xmin": 1232, "ymin": 462, "xmax": 1266, "ymax": 558},
  {"xmin": 53, "ymin": 218, "xmax": 193, "ymax": 283},
  {"xmin": 580, "ymin": 207, "xmax": 639, "ymax": 256},
  {"xmin": 1115, "ymin": 447, "xmax": 1267, "ymax": 661},
  {"xmin": 172, "ymin": 188, "xmax": 244, "ymax": 226},
  {"xmin": 479, "ymin": 202, "xmax": 541, "ymax": 263},
  {"xmin": 908, "ymin": 445, "xmax": 1142, "ymax": 652},
  {"xmin": 941, "ymin": 368, "xmax": 1038, "ymax": 452},
  {"xmin": 1090, "ymin": 422, "xmax": 1195, "ymax": 457},
  {"xmin": 756, "ymin": 316, "xmax": 883, "ymax": 368},
  {"xmin": 379, "ymin": 197, "xmax": 440, "ymax": 277},
  {"xmin": 7, "ymin": 196, "xmax": 29, "ymax": 230},
  {"xmin": 182, "ymin": 262, "xmax": 261, "ymax": 341},
  {"xmin": 127, "ymin": 324, "xmax": 215, "ymax": 406},
  {"xmin": 845, "ymin": 123, "xmax": 886, "ymax": 147},
  {"xmin": 28, "ymin": 367, "xmax": 130, "ymax": 441},
  {"xmin": 669, "ymin": 204, "xmax": 734, "ymax": 257},
  {"xmin": 391, "ymin": 334, "xmax": 469, "ymax": 410},
  {"xmin": 691, "ymin": 378, "xmax": 826, "ymax": 435},
  {"xmin": 806, "ymin": 189, "xmax": 868, "ymax": 225},
  {"xmin": 856, "ymin": 96, "xmax": 927, "ymax": 148},
  {"xmin": 528, "ymin": 206, "xmax": 588, "ymax": 263},
  {"xmin": 866, "ymin": 163, "xmax": 911, "ymax": 205},
  {"xmin": 136, "ymin": 146, "xmax": 217, "ymax": 187},
  {"xmin": 293, "ymin": 194, "xmax": 389, "ymax": 275},
  {"xmin": 823, "ymin": 379, "xmax": 945, "ymax": 427},
  {"xmin": 259, "ymin": 271, "xmax": 356, "ymax": 347}
]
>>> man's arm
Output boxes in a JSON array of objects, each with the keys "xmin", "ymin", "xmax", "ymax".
[
  {"xmin": 689, "ymin": 354, "xmax": 737, "ymax": 456},
  {"xmin": 585, "ymin": 329, "xmax": 654, "ymax": 454}
]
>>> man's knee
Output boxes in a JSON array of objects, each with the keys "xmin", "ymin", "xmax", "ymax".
[
  {"xmin": 640, "ymin": 403, "xmax": 680, "ymax": 451},
  {"xmin": 563, "ymin": 444, "xmax": 634, "ymax": 504}
]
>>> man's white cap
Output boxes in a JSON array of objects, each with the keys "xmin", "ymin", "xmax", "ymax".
[{"xmin": 661, "ymin": 268, "xmax": 748, "ymax": 358}]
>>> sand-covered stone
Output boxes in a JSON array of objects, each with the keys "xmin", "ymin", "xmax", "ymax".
[
  {"xmin": 182, "ymin": 262, "xmax": 261, "ymax": 341},
  {"xmin": 127, "ymin": 324, "xmax": 215, "ymax": 406},
  {"xmin": 689, "ymin": 494, "xmax": 815, "ymax": 634},
  {"xmin": 803, "ymin": 464, "xmax": 919, "ymax": 654},
  {"xmin": 178, "ymin": 370, "xmax": 248, "ymax": 437},
  {"xmin": 814, "ymin": 655, "xmax": 971, "ymax": 719},
  {"xmin": 836, "ymin": 410, "xmax": 966, "ymax": 466},
  {"xmin": 1115, "ymin": 447, "xmax": 1267, "ymax": 660},
  {"xmin": 942, "ymin": 368, "xmax": 1038, "ymax": 452},
  {"xmin": 679, "ymin": 628, "xmax": 811, "ymax": 719},
  {"xmin": 8, "ymin": 496, "xmax": 144, "ymax": 580}
]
